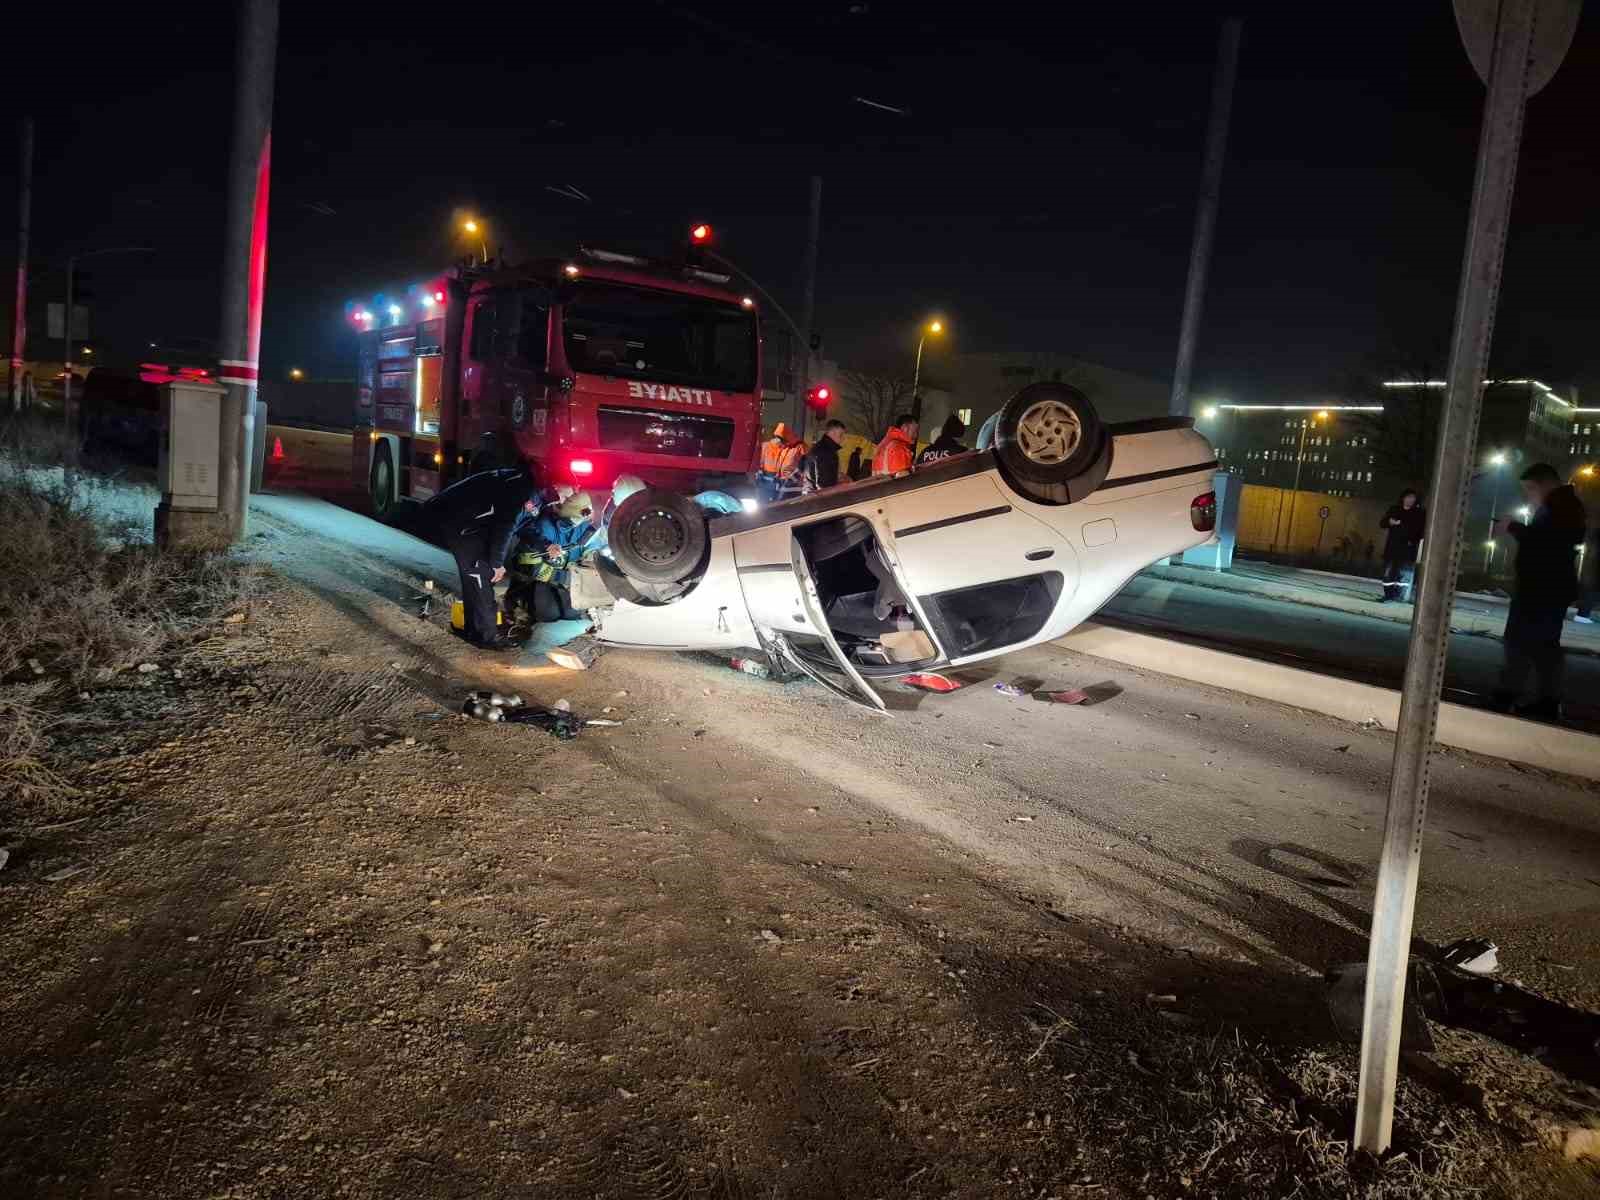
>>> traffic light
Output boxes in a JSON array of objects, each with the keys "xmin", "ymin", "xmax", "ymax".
[
  {"xmin": 689, "ymin": 223, "xmax": 713, "ymax": 246},
  {"xmin": 805, "ymin": 384, "xmax": 832, "ymax": 412}
]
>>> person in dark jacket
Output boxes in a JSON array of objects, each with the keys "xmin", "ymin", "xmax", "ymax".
[
  {"xmin": 916, "ymin": 413, "xmax": 969, "ymax": 466},
  {"xmin": 804, "ymin": 420, "xmax": 847, "ymax": 490},
  {"xmin": 421, "ymin": 465, "xmax": 541, "ymax": 650},
  {"xmin": 1490, "ymin": 463, "xmax": 1587, "ymax": 718},
  {"xmin": 846, "ymin": 446, "xmax": 867, "ymax": 481},
  {"xmin": 1377, "ymin": 489, "xmax": 1426, "ymax": 602}
]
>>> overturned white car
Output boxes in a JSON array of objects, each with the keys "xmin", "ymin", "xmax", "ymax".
[{"xmin": 567, "ymin": 384, "xmax": 1218, "ymax": 709}]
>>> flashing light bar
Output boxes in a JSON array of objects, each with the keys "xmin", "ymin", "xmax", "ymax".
[{"xmin": 582, "ymin": 247, "xmax": 650, "ymax": 266}]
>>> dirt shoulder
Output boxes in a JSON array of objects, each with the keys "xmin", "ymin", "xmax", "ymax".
[{"xmin": 4, "ymin": 533, "xmax": 1599, "ymax": 1196}]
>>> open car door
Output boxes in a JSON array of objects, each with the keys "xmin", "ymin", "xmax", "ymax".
[{"xmin": 730, "ymin": 521, "xmax": 887, "ymax": 713}]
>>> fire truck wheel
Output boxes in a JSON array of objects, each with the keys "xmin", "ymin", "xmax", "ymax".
[
  {"xmin": 608, "ymin": 488, "xmax": 709, "ymax": 587},
  {"xmin": 370, "ymin": 442, "xmax": 398, "ymax": 522}
]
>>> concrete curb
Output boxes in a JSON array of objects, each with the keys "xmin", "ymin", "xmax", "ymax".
[
  {"xmin": 1142, "ymin": 563, "xmax": 1600, "ymax": 656},
  {"xmin": 1056, "ymin": 622, "xmax": 1600, "ymax": 782}
]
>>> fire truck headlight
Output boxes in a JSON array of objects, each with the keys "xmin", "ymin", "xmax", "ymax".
[{"xmin": 740, "ymin": 497, "xmax": 760, "ymax": 513}]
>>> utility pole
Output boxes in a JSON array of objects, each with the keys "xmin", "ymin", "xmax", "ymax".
[
  {"xmin": 797, "ymin": 175, "xmax": 822, "ymax": 435},
  {"xmin": 62, "ymin": 258, "xmax": 75, "ymax": 442},
  {"xmin": 1354, "ymin": 0, "xmax": 1579, "ymax": 1154},
  {"xmin": 1169, "ymin": 17, "xmax": 1242, "ymax": 418},
  {"xmin": 10, "ymin": 117, "xmax": 31, "ymax": 413},
  {"xmin": 214, "ymin": 0, "xmax": 279, "ymax": 543}
]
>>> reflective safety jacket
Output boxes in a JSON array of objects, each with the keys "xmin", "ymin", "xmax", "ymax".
[
  {"xmin": 759, "ymin": 435, "xmax": 806, "ymax": 481},
  {"xmin": 871, "ymin": 427, "xmax": 917, "ymax": 476}
]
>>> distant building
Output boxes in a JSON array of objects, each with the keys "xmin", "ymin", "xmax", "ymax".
[{"xmin": 1198, "ymin": 379, "xmax": 1582, "ymax": 514}]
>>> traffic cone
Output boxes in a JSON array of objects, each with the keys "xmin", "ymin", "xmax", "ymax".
[{"xmin": 270, "ymin": 435, "xmax": 285, "ymax": 462}]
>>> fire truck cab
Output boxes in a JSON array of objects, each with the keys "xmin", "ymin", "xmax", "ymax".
[{"xmin": 351, "ymin": 247, "xmax": 763, "ymax": 518}]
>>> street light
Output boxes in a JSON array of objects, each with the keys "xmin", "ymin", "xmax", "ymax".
[
  {"xmin": 1484, "ymin": 451, "xmax": 1508, "ymax": 571},
  {"xmin": 1277, "ymin": 409, "xmax": 1329, "ymax": 554},
  {"xmin": 461, "ymin": 217, "xmax": 487, "ymax": 264},
  {"xmin": 911, "ymin": 317, "xmax": 946, "ymax": 422},
  {"xmin": 289, "ymin": 367, "xmax": 304, "ymax": 381}
]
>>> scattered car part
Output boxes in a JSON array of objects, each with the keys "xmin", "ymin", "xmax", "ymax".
[
  {"xmin": 903, "ymin": 672, "xmax": 962, "ymax": 692},
  {"xmin": 1440, "ymin": 936, "xmax": 1499, "ymax": 975},
  {"xmin": 1046, "ymin": 688, "xmax": 1091, "ymax": 705},
  {"xmin": 547, "ymin": 636, "xmax": 603, "ymax": 671}
]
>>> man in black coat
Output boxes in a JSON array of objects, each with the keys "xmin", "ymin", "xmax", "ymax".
[
  {"xmin": 421, "ymin": 465, "xmax": 541, "ymax": 650},
  {"xmin": 1490, "ymin": 463, "xmax": 1587, "ymax": 718},
  {"xmin": 1377, "ymin": 489, "xmax": 1425, "ymax": 602},
  {"xmin": 804, "ymin": 419, "xmax": 847, "ymax": 490}
]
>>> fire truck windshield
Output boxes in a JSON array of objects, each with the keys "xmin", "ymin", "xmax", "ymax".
[{"xmin": 561, "ymin": 282, "xmax": 756, "ymax": 393}]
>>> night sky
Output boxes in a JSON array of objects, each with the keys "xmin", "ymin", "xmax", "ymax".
[{"xmin": 5, "ymin": 1, "xmax": 1598, "ymax": 404}]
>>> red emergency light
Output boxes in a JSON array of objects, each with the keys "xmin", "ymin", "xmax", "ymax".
[
  {"xmin": 805, "ymin": 384, "xmax": 832, "ymax": 411},
  {"xmin": 569, "ymin": 458, "xmax": 595, "ymax": 477},
  {"xmin": 689, "ymin": 223, "xmax": 713, "ymax": 245},
  {"xmin": 433, "ymin": 289, "xmax": 445, "ymax": 303}
]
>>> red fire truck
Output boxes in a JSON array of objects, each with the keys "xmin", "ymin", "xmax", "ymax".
[{"xmin": 350, "ymin": 237, "xmax": 762, "ymax": 518}]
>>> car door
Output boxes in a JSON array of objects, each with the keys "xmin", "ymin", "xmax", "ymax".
[
  {"xmin": 883, "ymin": 471, "xmax": 1077, "ymax": 663},
  {"xmin": 731, "ymin": 517, "xmax": 887, "ymax": 712}
]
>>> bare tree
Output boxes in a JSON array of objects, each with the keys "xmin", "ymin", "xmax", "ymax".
[
  {"xmin": 840, "ymin": 369, "xmax": 912, "ymax": 440},
  {"xmin": 1339, "ymin": 345, "xmax": 1449, "ymax": 491}
]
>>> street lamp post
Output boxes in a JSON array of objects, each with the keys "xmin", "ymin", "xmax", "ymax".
[
  {"xmin": 910, "ymin": 318, "xmax": 944, "ymax": 423},
  {"xmin": 1484, "ymin": 451, "xmax": 1507, "ymax": 571},
  {"xmin": 462, "ymin": 218, "xmax": 487, "ymax": 264},
  {"xmin": 1277, "ymin": 409, "xmax": 1328, "ymax": 555}
]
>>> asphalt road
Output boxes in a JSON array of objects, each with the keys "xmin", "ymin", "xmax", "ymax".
[{"xmin": 242, "ymin": 485, "xmax": 1600, "ymax": 1021}]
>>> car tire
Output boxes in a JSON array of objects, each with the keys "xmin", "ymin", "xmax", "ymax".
[
  {"xmin": 608, "ymin": 487, "xmax": 709, "ymax": 586},
  {"xmin": 993, "ymin": 382, "xmax": 1106, "ymax": 496},
  {"xmin": 370, "ymin": 441, "xmax": 398, "ymax": 522}
]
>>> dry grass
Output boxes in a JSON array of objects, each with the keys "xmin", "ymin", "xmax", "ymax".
[
  {"xmin": 0, "ymin": 417, "xmax": 259, "ymax": 826},
  {"xmin": 1040, "ymin": 1008, "xmax": 1599, "ymax": 1199}
]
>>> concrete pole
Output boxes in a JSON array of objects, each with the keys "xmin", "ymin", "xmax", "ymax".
[
  {"xmin": 62, "ymin": 258, "xmax": 74, "ymax": 444},
  {"xmin": 1354, "ymin": 0, "xmax": 1537, "ymax": 1154},
  {"xmin": 10, "ymin": 117, "xmax": 31, "ymax": 413},
  {"xmin": 797, "ymin": 175, "xmax": 822, "ymax": 436},
  {"xmin": 215, "ymin": 0, "xmax": 279, "ymax": 543},
  {"xmin": 1169, "ymin": 18, "xmax": 1242, "ymax": 418}
]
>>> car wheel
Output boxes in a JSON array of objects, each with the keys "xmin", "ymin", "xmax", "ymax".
[
  {"xmin": 994, "ymin": 382, "xmax": 1106, "ymax": 495},
  {"xmin": 609, "ymin": 487, "xmax": 709, "ymax": 586},
  {"xmin": 370, "ymin": 442, "xmax": 398, "ymax": 522}
]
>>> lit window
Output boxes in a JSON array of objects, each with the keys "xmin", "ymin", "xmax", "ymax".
[
  {"xmin": 957, "ymin": 407, "xmax": 972, "ymax": 426},
  {"xmin": 1366, "ymin": 471, "xmax": 1373, "ymax": 481}
]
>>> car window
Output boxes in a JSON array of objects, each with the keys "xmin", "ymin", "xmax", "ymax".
[{"xmin": 919, "ymin": 572, "xmax": 1063, "ymax": 658}]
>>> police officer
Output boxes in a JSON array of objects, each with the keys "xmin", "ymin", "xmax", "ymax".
[{"xmin": 422, "ymin": 465, "xmax": 541, "ymax": 651}]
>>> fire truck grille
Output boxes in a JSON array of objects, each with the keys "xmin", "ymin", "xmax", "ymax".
[{"xmin": 597, "ymin": 406, "xmax": 736, "ymax": 460}]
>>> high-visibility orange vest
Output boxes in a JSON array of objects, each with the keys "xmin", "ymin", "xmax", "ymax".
[
  {"xmin": 759, "ymin": 436, "xmax": 787, "ymax": 475},
  {"xmin": 778, "ymin": 441, "xmax": 807, "ymax": 479},
  {"xmin": 872, "ymin": 428, "xmax": 916, "ymax": 476}
]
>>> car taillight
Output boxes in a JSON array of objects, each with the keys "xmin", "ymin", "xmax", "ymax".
[
  {"xmin": 1190, "ymin": 491, "xmax": 1217, "ymax": 532},
  {"xmin": 569, "ymin": 458, "xmax": 594, "ymax": 477}
]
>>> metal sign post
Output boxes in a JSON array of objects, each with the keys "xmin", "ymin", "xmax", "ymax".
[{"xmin": 1354, "ymin": 0, "xmax": 1579, "ymax": 1154}]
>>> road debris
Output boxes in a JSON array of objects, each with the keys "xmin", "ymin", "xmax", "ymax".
[
  {"xmin": 992, "ymin": 682, "xmax": 1026, "ymax": 698},
  {"xmin": 1333, "ymin": 744, "xmax": 1351, "ymax": 753},
  {"xmin": 0, "ymin": 848, "xmax": 9, "ymax": 871},
  {"xmin": 1044, "ymin": 688, "xmax": 1091, "ymax": 705},
  {"xmin": 136, "ymin": 663, "xmax": 159, "ymax": 674},
  {"xmin": 903, "ymin": 673, "xmax": 961, "ymax": 692},
  {"xmin": 546, "ymin": 636, "xmax": 602, "ymax": 671},
  {"xmin": 223, "ymin": 612, "xmax": 247, "ymax": 624},
  {"xmin": 44, "ymin": 865, "xmax": 88, "ymax": 883},
  {"xmin": 1440, "ymin": 936, "xmax": 1498, "ymax": 975},
  {"xmin": 757, "ymin": 928, "xmax": 783, "ymax": 944},
  {"xmin": 729, "ymin": 656, "xmax": 771, "ymax": 678}
]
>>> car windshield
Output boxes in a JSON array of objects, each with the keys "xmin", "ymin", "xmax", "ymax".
[{"xmin": 561, "ymin": 282, "xmax": 756, "ymax": 392}]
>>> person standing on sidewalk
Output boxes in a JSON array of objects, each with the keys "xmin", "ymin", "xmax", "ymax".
[
  {"xmin": 1490, "ymin": 463, "xmax": 1587, "ymax": 719},
  {"xmin": 1377, "ymin": 489, "xmax": 1425, "ymax": 602}
]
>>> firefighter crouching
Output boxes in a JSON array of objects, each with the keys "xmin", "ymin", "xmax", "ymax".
[
  {"xmin": 507, "ymin": 490, "xmax": 597, "ymax": 624},
  {"xmin": 421, "ymin": 465, "xmax": 541, "ymax": 652},
  {"xmin": 755, "ymin": 423, "xmax": 807, "ymax": 502}
]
